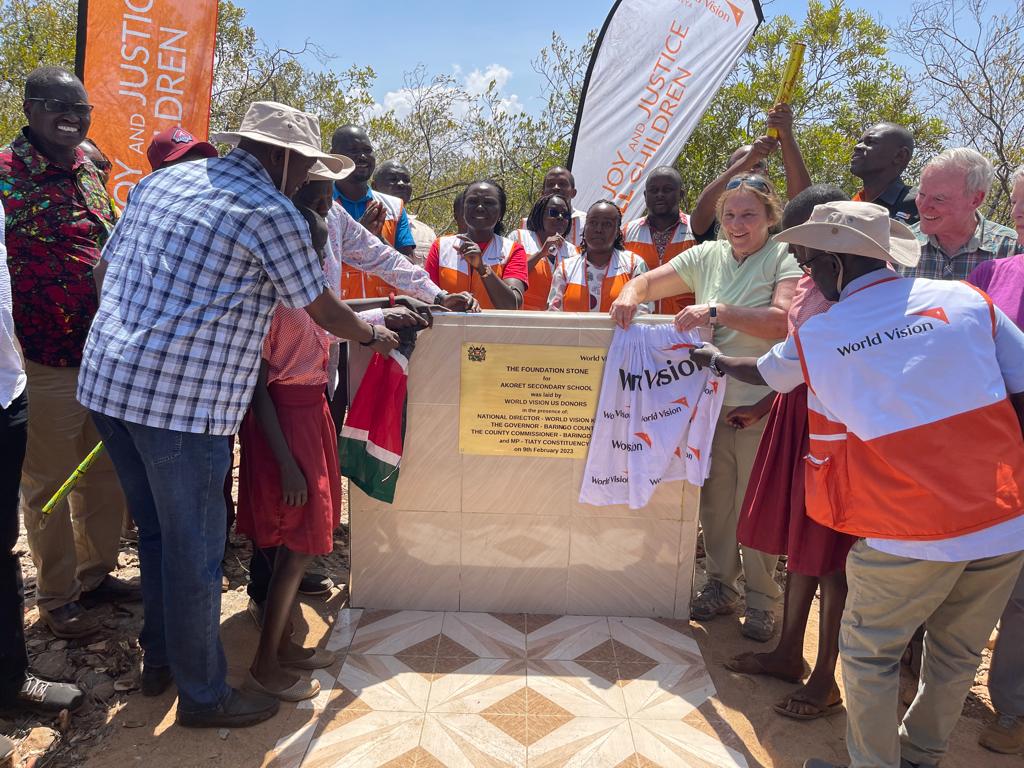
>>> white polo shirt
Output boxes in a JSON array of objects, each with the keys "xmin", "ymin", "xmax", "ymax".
[{"xmin": 0, "ymin": 201, "xmax": 26, "ymax": 409}]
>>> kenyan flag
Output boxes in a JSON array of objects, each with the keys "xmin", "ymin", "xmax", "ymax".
[{"xmin": 340, "ymin": 343, "xmax": 412, "ymax": 504}]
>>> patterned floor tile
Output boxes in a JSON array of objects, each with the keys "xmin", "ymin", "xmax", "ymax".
[
  {"xmin": 629, "ymin": 719, "xmax": 749, "ymax": 767},
  {"xmin": 440, "ymin": 612, "xmax": 527, "ymax": 658},
  {"xmin": 419, "ymin": 713, "xmax": 528, "ymax": 767},
  {"xmin": 336, "ymin": 654, "xmax": 433, "ymax": 712},
  {"xmin": 619, "ymin": 663, "xmax": 717, "ymax": 720},
  {"xmin": 527, "ymin": 716, "xmax": 636, "ymax": 767},
  {"xmin": 264, "ymin": 713, "xmax": 319, "ymax": 768},
  {"xmin": 526, "ymin": 615, "xmax": 611, "ymax": 660},
  {"xmin": 301, "ymin": 710, "xmax": 423, "ymax": 768},
  {"xmin": 296, "ymin": 664, "xmax": 346, "ymax": 711},
  {"xmin": 426, "ymin": 658, "xmax": 527, "ymax": 714},
  {"xmin": 608, "ymin": 617, "xmax": 703, "ymax": 666},
  {"xmin": 527, "ymin": 659, "xmax": 628, "ymax": 717},
  {"xmin": 349, "ymin": 611, "xmax": 444, "ymax": 656},
  {"xmin": 326, "ymin": 608, "xmax": 364, "ymax": 653}
]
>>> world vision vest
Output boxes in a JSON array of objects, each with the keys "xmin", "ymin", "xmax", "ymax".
[
  {"xmin": 793, "ymin": 275, "xmax": 1024, "ymax": 540},
  {"xmin": 436, "ymin": 234, "xmax": 516, "ymax": 310},
  {"xmin": 559, "ymin": 250, "xmax": 639, "ymax": 313},
  {"xmin": 622, "ymin": 213, "xmax": 696, "ymax": 314},
  {"xmin": 341, "ymin": 191, "xmax": 405, "ymax": 299},
  {"xmin": 509, "ymin": 228, "xmax": 580, "ymax": 311}
]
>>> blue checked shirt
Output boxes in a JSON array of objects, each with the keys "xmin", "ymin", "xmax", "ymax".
[
  {"xmin": 77, "ymin": 149, "xmax": 327, "ymax": 435},
  {"xmin": 902, "ymin": 213, "xmax": 1017, "ymax": 281}
]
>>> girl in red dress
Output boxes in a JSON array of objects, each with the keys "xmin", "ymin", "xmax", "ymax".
[
  {"xmin": 236, "ymin": 206, "xmax": 341, "ymax": 701},
  {"xmin": 726, "ymin": 185, "xmax": 858, "ymax": 721}
]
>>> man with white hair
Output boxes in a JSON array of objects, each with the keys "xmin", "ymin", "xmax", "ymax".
[{"xmin": 903, "ymin": 147, "xmax": 1017, "ymax": 280}]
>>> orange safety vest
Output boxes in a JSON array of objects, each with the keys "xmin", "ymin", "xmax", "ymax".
[
  {"xmin": 340, "ymin": 191, "xmax": 405, "ymax": 299},
  {"xmin": 794, "ymin": 275, "xmax": 1024, "ymax": 540},
  {"xmin": 558, "ymin": 250, "xmax": 639, "ymax": 313},
  {"xmin": 509, "ymin": 228, "xmax": 579, "ymax": 311},
  {"xmin": 622, "ymin": 213, "xmax": 696, "ymax": 314},
  {"xmin": 436, "ymin": 234, "xmax": 517, "ymax": 310}
]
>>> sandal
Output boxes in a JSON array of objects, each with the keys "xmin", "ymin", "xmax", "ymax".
[
  {"xmin": 243, "ymin": 671, "xmax": 320, "ymax": 702},
  {"xmin": 281, "ymin": 648, "xmax": 337, "ymax": 670},
  {"xmin": 724, "ymin": 652, "xmax": 808, "ymax": 684},
  {"xmin": 773, "ymin": 692, "xmax": 844, "ymax": 721}
]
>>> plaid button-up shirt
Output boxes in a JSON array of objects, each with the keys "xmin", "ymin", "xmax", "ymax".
[
  {"xmin": 902, "ymin": 213, "xmax": 1018, "ymax": 281},
  {"xmin": 78, "ymin": 149, "xmax": 327, "ymax": 435}
]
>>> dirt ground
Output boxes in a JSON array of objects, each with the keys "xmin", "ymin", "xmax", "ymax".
[{"xmin": 2, "ymin": 487, "xmax": 1019, "ymax": 768}]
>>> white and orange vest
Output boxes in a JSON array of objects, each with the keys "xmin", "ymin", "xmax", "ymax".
[
  {"xmin": 341, "ymin": 190, "xmax": 404, "ymax": 299},
  {"xmin": 436, "ymin": 234, "xmax": 517, "ymax": 310},
  {"xmin": 622, "ymin": 213, "xmax": 696, "ymax": 314},
  {"xmin": 557, "ymin": 250, "xmax": 640, "ymax": 313},
  {"xmin": 794, "ymin": 275, "xmax": 1024, "ymax": 540},
  {"xmin": 509, "ymin": 228, "xmax": 579, "ymax": 311}
]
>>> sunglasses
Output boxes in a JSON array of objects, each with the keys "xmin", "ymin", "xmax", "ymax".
[
  {"xmin": 725, "ymin": 175, "xmax": 770, "ymax": 192},
  {"xmin": 26, "ymin": 98, "xmax": 94, "ymax": 116},
  {"xmin": 546, "ymin": 207, "xmax": 570, "ymax": 219}
]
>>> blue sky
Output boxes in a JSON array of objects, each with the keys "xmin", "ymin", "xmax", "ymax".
[{"xmin": 235, "ymin": 1, "xmax": 994, "ymax": 116}]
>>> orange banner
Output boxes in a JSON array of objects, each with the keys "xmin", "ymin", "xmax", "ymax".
[{"xmin": 78, "ymin": 0, "xmax": 218, "ymax": 206}]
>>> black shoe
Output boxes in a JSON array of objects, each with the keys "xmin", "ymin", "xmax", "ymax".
[
  {"xmin": 81, "ymin": 575, "xmax": 142, "ymax": 603},
  {"xmin": 16, "ymin": 673, "xmax": 85, "ymax": 713},
  {"xmin": 141, "ymin": 665, "xmax": 174, "ymax": 697},
  {"xmin": 176, "ymin": 688, "xmax": 279, "ymax": 729},
  {"xmin": 39, "ymin": 602, "xmax": 100, "ymax": 640},
  {"xmin": 297, "ymin": 571, "xmax": 334, "ymax": 596}
]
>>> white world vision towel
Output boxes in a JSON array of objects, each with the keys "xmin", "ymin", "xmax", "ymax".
[{"xmin": 579, "ymin": 324, "xmax": 726, "ymax": 509}]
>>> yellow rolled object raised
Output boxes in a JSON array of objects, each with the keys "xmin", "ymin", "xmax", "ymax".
[
  {"xmin": 767, "ymin": 41, "xmax": 806, "ymax": 139},
  {"xmin": 42, "ymin": 442, "xmax": 105, "ymax": 515}
]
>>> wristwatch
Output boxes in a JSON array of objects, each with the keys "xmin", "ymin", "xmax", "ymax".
[
  {"xmin": 708, "ymin": 352, "xmax": 725, "ymax": 377},
  {"xmin": 359, "ymin": 324, "xmax": 378, "ymax": 347},
  {"xmin": 708, "ymin": 303, "xmax": 718, "ymax": 326},
  {"xmin": 433, "ymin": 290, "xmax": 448, "ymax": 305}
]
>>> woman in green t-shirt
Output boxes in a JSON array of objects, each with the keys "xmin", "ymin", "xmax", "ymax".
[{"xmin": 611, "ymin": 174, "xmax": 801, "ymax": 643}]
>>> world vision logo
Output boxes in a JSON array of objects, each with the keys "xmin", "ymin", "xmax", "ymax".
[
  {"xmin": 912, "ymin": 307, "xmax": 950, "ymax": 324},
  {"xmin": 611, "ymin": 432, "xmax": 652, "ymax": 452},
  {"xmin": 697, "ymin": 0, "xmax": 746, "ymax": 27}
]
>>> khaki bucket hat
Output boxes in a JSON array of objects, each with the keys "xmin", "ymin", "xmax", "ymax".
[
  {"xmin": 211, "ymin": 101, "xmax": 354, "ymax": 181},
  {"xmin": 774, "ymin": 201, "xmax": 921, "ymax": 268}
]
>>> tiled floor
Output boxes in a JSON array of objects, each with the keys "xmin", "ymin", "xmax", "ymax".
[{"xmin": 269, "ymin": 609, "xmax": 748, "ymax": 768}]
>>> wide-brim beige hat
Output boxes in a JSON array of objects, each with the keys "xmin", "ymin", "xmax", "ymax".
[
  {"xmin": 211, "ymin": 101, "xmax": 354, "ymax": 181},
  {"xmin": 774, "ymin": 200, "xmax": 921, "ymax": 268}
]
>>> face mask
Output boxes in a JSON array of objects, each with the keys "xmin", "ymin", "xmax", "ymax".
[{"xmin": 279, "ymin": 147, "xmax": 290, "ymax": 194}]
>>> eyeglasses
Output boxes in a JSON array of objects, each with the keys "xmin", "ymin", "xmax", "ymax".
[
  {"xmin": 546, "ymin": 208, "xmax": 570, "ymax": 220},
  {"xmin": 725, "ymin": 174, "xmax": 771, "ymax": 192},
  {"xmin": 26, "ymin": 98, "xmax": 94, "ymax": 116},
  {"xmin": 797, "ymin": 252, "xmax": 829, "ymax": 275}
]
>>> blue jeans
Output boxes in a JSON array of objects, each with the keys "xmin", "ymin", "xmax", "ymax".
[{"xmin": 91, "ymin": 412, "xmax": 232, "ymax": 713}]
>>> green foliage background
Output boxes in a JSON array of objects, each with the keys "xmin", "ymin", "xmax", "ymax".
[{"xmin": 2, "ymin": 0, "xmax": 1013, "ymax": 231}]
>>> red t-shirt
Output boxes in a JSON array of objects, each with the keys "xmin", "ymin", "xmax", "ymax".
[{"xmin": 425, "ymin": 237, "xmax": 530, "ymax": 286}]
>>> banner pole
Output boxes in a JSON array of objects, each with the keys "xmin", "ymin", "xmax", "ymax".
[
  {"xmin": 567, "ymin": 0, "xmax": 624, "ymax": 170},
  {"xmin": 74, "ymin": 0, "xmax": 89, "ymax": 81}
]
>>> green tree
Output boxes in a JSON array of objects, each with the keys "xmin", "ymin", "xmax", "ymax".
[
  {"xmin": 0, "ymin": 0, "xmax": 76, "ymax": 143},
  {"xmin": 677, "ymin": 0, "xmax": 947, "ymax": 209},
  {"xmin": 896, "ymin": 0, "xmax": 1024, "ymax": 222}
]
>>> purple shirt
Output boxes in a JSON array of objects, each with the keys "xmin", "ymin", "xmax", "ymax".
[{"xmin": 968, "ymin": 253, "xmax": 1024, "ymax": 329}]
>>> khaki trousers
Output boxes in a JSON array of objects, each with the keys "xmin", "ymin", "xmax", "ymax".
[
  {"xmin": 20, "ymin": 361, "xmax": 126, "ymax": 611},
  {"xmin": 698, "ymin": 410, "xmax": 780, "ymax": 611},
  {"xmin": 841, "ymin": 539, "xmax": 1024, "ymax": 767}
]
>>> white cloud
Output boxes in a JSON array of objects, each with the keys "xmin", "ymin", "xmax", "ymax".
[{"xmin": 362, "ymin": 64, "xmax": 524, "ymax": 122}]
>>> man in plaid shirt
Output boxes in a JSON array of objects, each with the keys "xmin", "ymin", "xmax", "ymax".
[
  {"xmin": 903, "ymin": 147, "xmax": 1017, "ymax": 280},
  {"xmin": 78, "ymin": 102, "xmax": 422, "ymax": 730}
]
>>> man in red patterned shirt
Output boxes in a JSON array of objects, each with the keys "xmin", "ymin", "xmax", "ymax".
[{"xmin": 0, "ymin": 67, "xmax": 136, "ymax": 640}]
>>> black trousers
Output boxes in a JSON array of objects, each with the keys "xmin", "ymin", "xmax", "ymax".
[{"xmin": 0, "ymin": 391, "xmax": 29, "ymax": 701}]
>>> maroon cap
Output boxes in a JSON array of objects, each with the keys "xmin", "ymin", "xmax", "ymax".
[{"xmin": 147, "ymin": 126, "xmax": 218, "ymax": 171}]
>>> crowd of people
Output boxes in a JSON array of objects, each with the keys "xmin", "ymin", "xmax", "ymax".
[{"xmin": 0, "ymin": 63, "xmax": 1021, "ymax": 768}]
